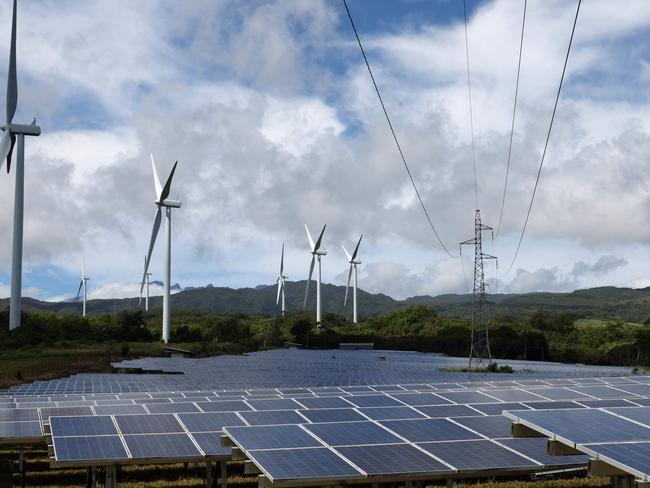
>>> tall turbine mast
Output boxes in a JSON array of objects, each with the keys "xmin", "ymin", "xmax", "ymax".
[
  {"xmin": 141, "ymin": 155, "xmax": 180, "ymax": 344},
  {"xmin": 460, "ymin": 210, "xmax": 497, "ymax": 372},
  {"xmin": 303, "ymin": 224, "xmax": 327, "ymax": 326},
  {"xmin": 2, "ymin": 0, "xmax": 42, "ymax": 330},
  {"xmin": 276, "ymin": 243, "xmax": 288, "ymax": 316},
  {"xmin": 75, "ymin": 257, "xmax": 89, "ymax": 317},
  {"xmin": 342, "ymin": 235, "xmax": 363, "ymax": 324}
]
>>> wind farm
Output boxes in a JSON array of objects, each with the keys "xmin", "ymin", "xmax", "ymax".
[{"xmin": 2, "ymin": 1, "xmax": 650, "ymax": 488}]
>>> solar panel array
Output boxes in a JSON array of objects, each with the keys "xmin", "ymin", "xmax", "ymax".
[{"xmin": 505, "ymin": 405, "xmax": 650, "ymax": 481}]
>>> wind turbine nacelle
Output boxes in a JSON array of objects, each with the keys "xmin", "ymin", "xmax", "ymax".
[
  {"xmin": 3, "ymin": 123, "xmax": 41, "ymax": 136},
  {"xmin": 315, "ymin": 250, "xmax": 327, "ymax": 256},
  {"xmin": 352, "ymin": 260, "xmax": 362, "ymax": 265},
  {"xmin": 160, "ymin": 199, "xmax": 182, "ymax": 208}
]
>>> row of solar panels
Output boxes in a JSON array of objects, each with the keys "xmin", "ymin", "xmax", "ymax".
[{"xmin": 506, "ymin": 406, "xmax": 650, "ymax": 481}]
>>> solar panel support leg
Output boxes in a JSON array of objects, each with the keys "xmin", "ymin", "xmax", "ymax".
[
  {"xmin": 19, "ymin": 448, "xmax": 25, "ymax": 488},
  {"xmin": 220, "ymin": 461, "xmax": 227, "ymax": 488},
  {"xmin": 206, "ymin": 462, "xmax": 213, "ymax": 488}
]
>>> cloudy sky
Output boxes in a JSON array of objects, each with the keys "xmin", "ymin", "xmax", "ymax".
[{"xmin": 0, "ymin": 0, "xmax": 649, "ymax": 301}]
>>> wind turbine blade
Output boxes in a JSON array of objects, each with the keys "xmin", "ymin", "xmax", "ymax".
[
  {"xmin": 351, "ymin": 234, "xmax": 363, "ymax": 260},
  {"xmin": 341, "ymin": 243, "xmax": 351, "ymax": 262},
  {"xmin": 159, "ymin": 161, "xmax": 178, "ymax": 202},
  {"xmin": 0, "ymin": 131, "xmax": 10, "ymax": 171},
  {"xmin": 304, "ymin": 224, "xmax": 315, "ymax": 251},
  {"xmin": 276, "ymin": 279, "xmax": 282, "ymax": 305},
  {"xmin": 75, "ymin": 280, "xmax": 83, "ymax": 302},
  {"xmin": 280, "ymin": 243, "xmax": 284, "ymax": 274},
  {"xmin": 5, "ymin": 133, "xmax": 14, "ymax": 173},
  {"xmin": 150, "ymin": 154, "xmax": 163, "ymax": 200},
  {"xmin": 344, "ymin": 264, "xmax": 353, "ymax": 306},
  {"xmin": 140, "ymin": 207, "xmax": 162, "ymax": 295},
  {"xmin": 303, "ymin": 255, "xmax": 315, "ymax": 308},
  {"xmin": 6, "ymin": 0, "xmax": 17, "ymax": 126},
  {"xmin": 314, "ymin": 224, "xmax": 326, "ymax": 251}
]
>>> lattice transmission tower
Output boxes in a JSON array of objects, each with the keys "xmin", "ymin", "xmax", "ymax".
[{"xmin": 460, "ymin": 210, "xmax": 497, "ymax": 371}]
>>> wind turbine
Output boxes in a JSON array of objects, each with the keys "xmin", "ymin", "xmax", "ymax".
[
  {"xmin": 342, "ymin": 235, "xmax": 363, "ymax": 324},
  {"xmin": 303, "ymin": 224, "xmax": 327, "ymax": 325},
  {"xmin": 141, "ymin": 155, "xmax": 180, "ymax": 344},
  {"xmin": 2, "ymin": 0, "xmax": 41, "ymax": 330},
  {"xmin": 276, "ymin": 243, "xmax": 288, "ymax": 315},
  {"xmin": 141, "ymin": 254, "xmax": 152, "ymax": 312},
  {"xmin": 75, "ymin": 258, "xmax": 89, "ymax": 317}
]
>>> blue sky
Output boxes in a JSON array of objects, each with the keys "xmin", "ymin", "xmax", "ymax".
[{"xmin": 0, "ymin": 0, "xmax": 649, "ymax": 301}]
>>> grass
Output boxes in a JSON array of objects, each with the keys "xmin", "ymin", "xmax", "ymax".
[{"xmin": 445, "ymin": 477, "xmax": 610, "ymax": 488}]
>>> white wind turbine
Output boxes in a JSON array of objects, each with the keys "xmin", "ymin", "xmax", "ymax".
[
  {"xmin": 303, "ymin": 224, "xmax": 327, "ymax": 325},
  {"xmin": 276, "ymin": 243, "xmax": 288, "ymax": 315},
  {"xmin": 141, "ymin": 254, "xmax": 152, "ymax": 312},
  {"xmin": 141, "ymin": 155, "xmax": 180, "ymax": 344},
  {"xmin": 342, "ymin": 235, "xmax": 363, "ymax": 324},
  {"xmin": 1, "ymin": 0, "xmax": 41, "ymax": 330},
  {"xmin": 75, "ymin": 257, "xmax": 89, "ymax": 317}
]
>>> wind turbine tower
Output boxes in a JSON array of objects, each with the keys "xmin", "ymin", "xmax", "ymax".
[
  {"xmin": 75, "ymin": 258, "xmax": 89, "ymax": 317},
  {"xmin": 142, "ymin": 254, "xmax": 152, "ymax": 312},
  {"xmin": 342, "ymin": 235, "xmax": 363, "ymax": 324},
  {"xmin": 303, "ymin": 224, "xmax": 327, "ymax": 326},
  {"xmin": 141, "ymin": 155, "xmax": 180, "ymax": 344},
  {"xmin": 1, "ymin": 0, "xmax": 42, "ymax": 330},
  {"xmin": 276, "ymin": 243, "xmax": 288, "ymax": 315}
]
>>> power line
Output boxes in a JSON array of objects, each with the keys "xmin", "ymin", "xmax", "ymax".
[
  {"xmin": 496, "ymin": 0, "xmax": 527, "ymax": 238},
  {"xmin": 505, "ymin": 0, "xmax": 582, "ymax": 275},
  {"xmin": 342, "ymin": 0, "xmax": 458, "ymax": 259},
  {"xmin": 463, "ymin": 0, "xmax": 479, "ymax": 211}
]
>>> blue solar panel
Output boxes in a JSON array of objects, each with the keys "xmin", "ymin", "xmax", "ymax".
[
  {"xmin": 391, "ymin": 393, "xmax": 450, "ymax": 406},
  {"xmin": 484, "ymin": 389, "xmax": 547, "ymax": 402},
  {"xmin": 578, "ymin": 399, "xmax": 636, "ymax": 408},
  {"xmin": 178, "ymin": 412, "xmax": 244, "ymax": 432},
  {"xmin": 380, "ymin": 418, "xmax": 481, "ymax": 442},
  {"xmin": 419, "ymin": 440, "xmax": 539, "ymax": 470},
  {"xmin": 524, "ymin": 401, "xmax": 583, "ymax": 410},
  {"xmin": 415, "ymin": 405, "xmax": 481, "ymax": 418},
  {"xmin": 606, "ymin": 407, "xmax": 650, "ymax": 425},
  {"xmin": 239, "ymin": 410, "xmax": 305, "ymax": 426},
  {"xmin": 453, "ymin": 416, "xmax": 513, "ymax": 438},
  {"xmin": 0, "ymin": 408, "xmax": 38, "ymax": 422},
  {"xmin": 225, "ymin": 425, "xmax": 322, "ymax": 450},
  {"xmin": 50, "ymin": 416, "xmax": 117, "ymax": 437},
  {"xmin": 571, "ymin": 386, "xmax": 635, "ymax": 399},
  {"xmin": 0, "ymin": 421, "xmax": 42, "ymax": 438},
  {"xmin": 510, "ymin": 409, "xmax": 650, "ymax": 443},
  {"xmin": 523, "ymin": 387, "xmax": 591, "ymax": 400},
  {"xmin": 345, "ymin": 395, "xmax": 402, "ymax": 408},
  {"xmin": 304, "ymin": 421, "xmax": 402, "ymax": 446},
  {"xmin": 197, "ymin": 400, "xmax": 251, "ymax": 412},
  {"xmin": 145, "ymin": 402, "xmax": 200, "ymax": 414},
  {"xmin": 247, "ymin": 447, "xmax": 361, "ymax": 482},
  {"xmin": 584, "ymin": 442, "xmax": 650, "ymax": 478},
  {"xmin": 298, "ymin": 408, "xmax": 366, "ymax": 423},
  {"xmin": 358, "ymin": 406, "xmax": 425, "ymax": 421},
  {"xmin": 191, "ymin": 432, "xmax": 232, "ymax": 457},
  {"xmin": 40, "ymin": 406, "xmax": 94, "ymax": 421},
  {"xmin": 124, "ymin": 433, "xmax": 202, "ymax": 459},
  {"xmin": 93, "ymin": 404, "xmax": 148, "ymax": 415},
  {"xmin": 498, "ymin": 438, "xmax": 587, "ymax": 467},
  {"xmin": 294, "ymin": 397, "xmax": 352, "ymax": 409},
  {"xmin": 616, "ymin": 384, "xmax": 650, "ymax": 396},
  {"xmin": 336, "ymin": 443, "xmax": 451, "ymax": 475},
  {"xmin": 437, "ymin": 391, "xmax": 495, "ymax": 403},
  {"xmin": 54, "ymin": 435, "xmax": 128, "ymax": 462},
  {"xmin": 115, "ymin": 414, "xmax": 184, "ymax": 434},
  {"xmin": 246, "ymin": 399, "xmax": 302, "ymax": 410},
  {"xmin": 470, "ymin": 403, "xmax": 528, "ymax": 415}
]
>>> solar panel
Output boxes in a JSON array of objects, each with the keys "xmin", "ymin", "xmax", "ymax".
[
  {"xmin": 571, "ymin": 386, "xmax": 635, "ymax": 399},
  {"xmin": 498, "ymin": 438, "xmax": 587, "ymax": 467},
  {"xmin": 239, "ymin": 410, "xmax": 306, "ymax": 426},
  {"xmin": 419, "ymin": 440, "xmax": 539, "ymax": 470},
  {"xmin": 358, "ymin": 406, "xmax": 425, "ymax": 420},
  {"xmin": 578, "ymin": 399, "xmax": 636, "ymax": 408},
  {"xmin": 484, "ymin": 389, "xmax": 547, "ymax": 402},
  {"xmin": 124, "ymin": 433, "xmax": 202, "ymax": 459},
  {"xmin": 53, "ymin": 435, "xmax": 128, "ymax": 462},
  {"xmin": 50, "ymin": 416, "xmax": 117, "ymax": 437},
  {"xmin": 524, "ymin": 401, "xmax": 583, "ymax": 410},
  {"xmin": 0, "ymin": 421, "xmax": 42, "ymax": 438},
  {"xmin": 616, "ymin": 384, "xmax": 650, "ymax": 396},
  {"xmin": 391, "ymin": 393, "xmax": 450, "ymax": 406},
  {"xmin": 191, "ymin": 432, "xmax": 232, "ymax": 457},
  {"xmin": 246, "ymin": 399, "xmax": 302, "ymax": 411},
  {"xmin": 145, "ymin": 402, "xmax": 201, "ymax": 414},
  {"xmin": 298, "ymin": 408, "xmax": 366, "ymax": 423},
  {"xmin": 197, "ymin": 400, "xmax": 251, "ymax": 412},
  {"xmin": 437, "ymin": 391, "xmax": 496, "ymax": 404},
  {"xmin": 415, "ymin": 405, "xmax": 481, "ymax": 418},
  {"xmin": 115, "ymin": 414, "xmax": 184, "ymax": 434},
  {"xmin": 344, "ymin": 395, "xmax": 402, "ymax": 408},
  {"xmin": 380, "ymin": 418, "xmax": 481, "ymax": 442},
  {"xmin": 40, "ymin": 406, "xmax": 94, "ymax": 421},
  {"xmin": 178, "ymin": 412, "xmax": 244, "ymax": 432},
  {"xmin": 93, "ymin": 404, "xmax": 148, "ymax": 415},
  {"xmin": 507, "ymin": 409, "xmax": 650, "ymax": 444},
  {"xmin": 522, "ymin": 387, "xmax": 591, "ymax": 400},
  {"xmin": 452, "ymin": 416, "xmax": 513, "ymax": 438},
  {"xmin": 246, "ymin": 447, "xmax": 361, "ymax": 482},
  {"xmin": 294, "ymin": 397, "xmax": 352, "ymax": 409},
  {"xmin": 605, "ymin": 406, "xmax": 650, "ymax": 425},
  {"xmin": 471, "ymin": 403, "xmax": 528, "ymax": 415},
  {"xmin": 0, "ymin": 408, "xmax": 38, "ymax": 422},
  {"xmin": 225, "ymin": 425, "xmax": 322, "ymax": 450},
  {"xmin": 304, "ymin": 421, "xmax": 402, "ymax": 446},
  {"xmin": 582, "ymin": 442, "xmax": 650, "ymax": 479},
  {"xmin": 336, "ymin": 443, "xmax": 452, "ymax": 475}
]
